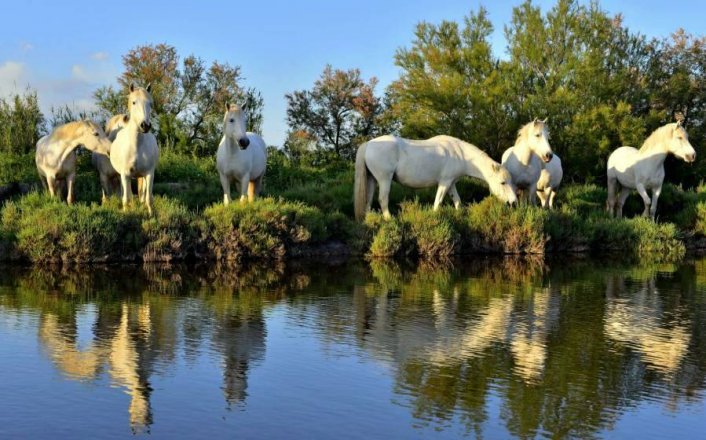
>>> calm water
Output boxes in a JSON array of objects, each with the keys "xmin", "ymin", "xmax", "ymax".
[{"xmin": 1, "ymin": 257, "xmax": 705, "ymax": 439}]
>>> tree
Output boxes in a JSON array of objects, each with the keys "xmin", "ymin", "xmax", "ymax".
[
  {"xmin": 285, "ymin": 65, "xmax": 385, "ymax": 161},
  {"xmin": 0, "ymin": 89, "xmax": 44, "ymax": 155},
  {"xmin": 388, "ymin": 8, "xmax": 510, "ymax": 154},
  {"xmin": 94, "ymin": 43, "xmax": 264, "ymax": 156}
]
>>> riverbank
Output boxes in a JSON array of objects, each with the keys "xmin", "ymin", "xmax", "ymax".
[{"xmin": 2, "ymin": 152, "xmax": 706, "ymax": 264}]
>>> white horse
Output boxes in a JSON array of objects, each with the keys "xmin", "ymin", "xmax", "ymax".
[
  {"xmin": 216, "ymin": 103, "xmax": 267, "ymax": 204},
  {"xmin": 606, "ymin": 121, "xmax": 695, "ymax": 219},
  {"xmin": 92, "ymin": 113, "xmax": 129, "ymax": 201},
  {"xmin": 110, "ymin": 84, "xmax": 159, "ymax": 215},
  {"xmin": 354, "ymin": 135, "xmax": 517, "ymax": 221},
  {"xmin": 35, "ymin": 120, "xmax": 112, "ymax": 204},
  {"xmin": 501, "ymin": 119, "xmax": 554, "ymax": 204},
  {"xmin": 536, "ymin": 154, "xmax": 563, "ymax": 209}
]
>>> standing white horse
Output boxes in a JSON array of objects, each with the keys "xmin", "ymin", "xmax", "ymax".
[
  {"xmin": 216, "ymin": 103, "xmax": 267, "ymax": 204},
  {"xmin": 110, "ymin": 84, "xmax": 159, "ymax": 215},
  {"xmin": 92, "ymin": 113, "xmax": 129, "ymax": 201},
  {"xmin": 501, "ymin": 119, "xmax": 554, "ymax": 204},
  {"xmin": 606, "ymin": 121, "xmax": 695, "ymax": 219},
  {"xmin": 35, "ymin": 120, "xmax": 112, "ymax": 204},
  {"xmin": 536, "ymin": 154, "xmax": 563, "ymax": 209},
  {"xmin": 354, "ymin": 135, "xmax": 517, "ymax": 221}
]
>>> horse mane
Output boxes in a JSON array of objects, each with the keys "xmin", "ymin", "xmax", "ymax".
[
  {"xmin": 48, "ymin": 120, "xmax": 91, "ymax": 143},
  {"xmin": 515, "ymin": 121, "xmax": 548, "ymax": 145},
  {"xmin": 639, "ymin": 123, "xmax": 676, "ymax": 153}
]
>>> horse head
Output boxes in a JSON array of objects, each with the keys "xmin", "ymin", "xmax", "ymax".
[
  {"xmin": 526, "ymin": 118, "xmax": 553, "ymax": 163},
  {"xmin": 669, "ymin": 121, "xmax": 696, "ymax": 163},
  {"xmin": 488, "ymin": 163, "xmax": 518, "ymax": 205},
  {"xmin": 77, "ymin": 120, "xmax": 111, "ymax": 155},
  {"xmin": 128, "ymin": 83, "xmax": 153, "ymax": 134},
  {"xmin": 223, "ymin": 103, "xmax": 250, "ymax": 150}
]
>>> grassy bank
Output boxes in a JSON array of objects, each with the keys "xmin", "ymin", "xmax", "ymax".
[{"xmin": 2, "ymin": 151, "xmax": 706, "ymax": 263}]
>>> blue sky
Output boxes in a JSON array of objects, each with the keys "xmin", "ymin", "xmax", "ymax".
[{"xmin": 1, "ymin": 0, "xmax": 704, "ymax": 146}]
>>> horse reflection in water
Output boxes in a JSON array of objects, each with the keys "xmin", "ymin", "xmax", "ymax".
[
  {"xmin": 604, "ymin": 274, "xmax": 691, "ymax": 376},
  {"xmin": 360, "ymin": 259, "xmax": 559, "ymax": 384},
  {"xmin": 39, "ymin": 302, "xmax": 158, "ymax": 433}
]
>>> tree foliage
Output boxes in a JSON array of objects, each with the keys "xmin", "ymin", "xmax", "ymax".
[
  {"xmin": 0, "ymin": 90, "xmax": 44, "ymax": 155},
  {"xmin": 285, "ymin": 65, "xmax": 387, "ymax": 161},
  {"xmin": 94, "ymin": 43, "xmax": 264, "ymax": 156},
  {"xmin": 386, "ymin": 0, "xmax": 706, "ymax": 184}
]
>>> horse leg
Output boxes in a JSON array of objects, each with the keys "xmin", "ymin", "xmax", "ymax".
[
  {"xmin": 449, "ymin": 184, "xmax": 462, "ymax": 209},
  {"xmin": 433, "ymin": 181, "xmax": 451, "ymax": 210},
  {"xmin": 616, "ymin": 187, "xmax": 631, "ymax": 219},
  {"xmin": 46, "ymin": 175, "xmax": 57, "ymax": 198},
  {"xmin": 366, "ymin": 176, "xmax": 376, "ymax": 213},
  {"xmin": 219, "ymin": 172, "xmax": 232, "ymax": 205},
  {"xmin": 537, "ymin": 189, "xmax": 548, "ymax": 209},
  {"xmin": 66, "ymin": 172, "xmax": 75, "ymax": 205},
  {"xmin": 548, "ymin": 189, "xmax": 556, "ymax": 209},
  {"xmin": 247, "ymin": 181, "xmax": 256, "ymax": 202},
  {"xmin": 528, "ymin": 182, "xmax": 538, "ymax": 206},
  {"xmin": 635, "ymin": 183, "xmax": 651, "ymax": 217},
  {"xmin": 99, "ymin": 172, "xmax": 110, "ymax": 203},
  {"xmin": 606, "ymin": 176, "xmax": 617, "ymax": 217},
  {"xmin": 120, "ymin": 174, "xmax": 132, "ymax": 211},
  {"xmin": 239, "ymin": 173, "xmax": 250, "ymax": 203},
  {"xmin": 650, "ymin": 185, "xmax": 662, "ymax": 220},
  {"xmin": 143, "ymin": 172, "xmax": 154, "ymax": 216},
  {"xmin": 254, "ymin": 175, "xmax": 264, "ymax": 197},
  {"xmin": 38, "ymin": 172, "xmax": 48, "ymax": 192},
  {"xmin": 377, "ymin": 177, "xmax": 393, "ymax": 219}
]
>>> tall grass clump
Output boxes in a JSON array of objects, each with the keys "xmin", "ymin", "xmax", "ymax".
[
  {"xmin": 201, "ymin": 197, "xmax": 350, "ymax": 261},
  {"xmin": 0, "ymin": 193, "xmax": 195, "ymax": 263},
  {"xmin": 465, "ymin": 198, "xmax": 548, "ymax": 254}
]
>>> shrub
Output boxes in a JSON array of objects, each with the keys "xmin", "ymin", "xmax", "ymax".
[{"xmin": 201, "ymin": 197, "xmax": 346, "ymax": 261}]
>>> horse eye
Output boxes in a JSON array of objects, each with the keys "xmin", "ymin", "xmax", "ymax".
[
  {"xmin": 229, "ymin": 118, "xmax": 235, "ymax": 123},
  {"xmin": 94, "ymin": 132, "xmax": 99, "ymax": 136},
  {"xmin": 535, "ymin": 133, "xmax": 541, "ymax": 137},
  {"xmin": 132, "ymin": 101, "xmax": 136, "ymax": 105},
  {"xmin": 500, "ymin": 181, "xmax": 506, "ymax": 185}
]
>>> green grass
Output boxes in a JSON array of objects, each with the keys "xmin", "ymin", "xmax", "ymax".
[{"xmin": 0, "ymin": 151, "xmax": 704, "ymax": 263}]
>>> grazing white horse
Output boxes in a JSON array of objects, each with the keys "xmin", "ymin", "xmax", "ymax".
[
  {"xmin": 354, "ymin": 135, "xmax": 517, "ymax": 221},
  {"xmin": 109, "ymin": 84, "xmax": 159, "ymax": 215},
  {"xmin": 92, "ymin": 113, "xmax": 129, "ymax": 201},
  {"xmin": 606, "ymin": 121, "xmax": 695, "ymax": 219},
  {"xmin": 501, "ymin": 119, "xmax": 554, "ymax": 204},
  {"xmin": 35, "ymin": 120, "xmax": 111, "ymax": 204},
  {"xmin": 536, "ymin": 154, "xmax": 563, "ymax": 209},
  {"xmin": 216, "ymin": 103, "xmax": 267, "ymax": 204}
]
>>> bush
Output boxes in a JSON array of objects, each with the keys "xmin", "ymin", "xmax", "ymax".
[
  {"xmin": 0, "ymin": 193, "xmax": 194, "ymax": 263},
  {"xmin": 201, "ymin": 197, "xmax": 352, "ymax": 261}
]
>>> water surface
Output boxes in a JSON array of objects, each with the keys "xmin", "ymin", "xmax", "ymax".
[{"xmin": 1, "ymin": 257, "xmax": 705, "ymax": 439}]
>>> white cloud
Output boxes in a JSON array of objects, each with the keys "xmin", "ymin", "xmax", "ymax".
[
  {"xmin": 91, "ymin": 51, "xmax": 108, "ymax": 61},
  {"xmin": 0, "ymin": 61, "xmax": 29, "ymax": 96},
  {"xmin": 71, "ymin": 64, "xmax": 90, "ymax": 82}
]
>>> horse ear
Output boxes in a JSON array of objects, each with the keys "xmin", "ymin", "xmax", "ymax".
[
  {"xmin": 492, "ymin": 162, "xmax": 500, "ymax": 173},
  {"xmin": 541, "ymin": 117, "xmax": 548, "ymax": 124},
  {"xmin": 676, "ymin": 119, "xmax": 683, "ymax": 128},
  {"xmin": 130, "ymin": 83, "xmax": 135, "ymax": 93},
  {"xmin": 241, "ymin": 101, "xmax": 248, "ymax": 112},
  {"xmin": 145, "ymin": 83, "xmax": 152, "ymax": 93},
  {"xmin": 225, "ymin": 103, "xmax": 231, "ymax": 113}
]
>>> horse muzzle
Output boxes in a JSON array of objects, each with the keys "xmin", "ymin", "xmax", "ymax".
[
  {"xmin": 686, "ymin": 153, "xmax": 696, "ymax": 163},
  {"xmin": 543, "ymin": 152, "xmax": 553, "ymax": 163},
  {"xmin": 140, "ymin": 122, "xmax": 152, "ymax": 133},
  {"xmin": 238, "ymin": 137, "xmax": 250, "ymax": 150}
]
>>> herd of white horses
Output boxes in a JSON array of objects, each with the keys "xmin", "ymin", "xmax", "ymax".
[{"xmin": 35, "ymin": 83, "xmax": 696, "ymax": 221}]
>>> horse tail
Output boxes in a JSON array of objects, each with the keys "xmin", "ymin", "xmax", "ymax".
[{"xmin": 354, "ymin": 142, "xmax": 369, "ymax": 222}]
